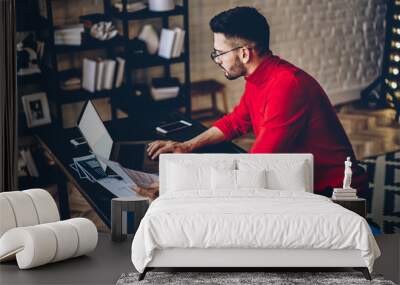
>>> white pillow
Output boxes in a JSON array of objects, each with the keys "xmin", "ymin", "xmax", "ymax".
[
  {"xmin": 237, "ymin": 169, "xmax": 267, "ymax": 189},
  {"xmin": 238, "ymin": 160, "xmax": 308, "ymax": 191},
  {"xmin": 269, "ymin": 163, "xmax": 307, "ymax": 191},
  {"xmin": 211, "ymin": 168, "xmax": 236, "ymax": 190},
  {"xmin": 211, "ymin": 169, "xmax": 267, "ymax": 190},
  {"xmin": 167, "ymin": 160, "xmax": 235, "ymax": 192}
]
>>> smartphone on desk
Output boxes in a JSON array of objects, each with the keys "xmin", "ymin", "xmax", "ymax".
[
  {"xmin": 155, "ymin": 120, "xmax": 192, "ymax": 134},
  {"xmin": 70, "ymin": 137, "xmax": 87, "ymax": 147}
]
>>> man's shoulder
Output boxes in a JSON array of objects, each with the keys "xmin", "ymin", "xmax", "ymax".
[{"xmin": 273, "ymin": 62, "xmax": 319, "ymax": 93}]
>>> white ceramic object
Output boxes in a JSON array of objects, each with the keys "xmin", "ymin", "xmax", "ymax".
[
  {"xmin": 343, "ymin": 157, "xmax": 354, "ymax": 190},
  {"xmin": 90, "ymin": 21, "xmax": 118, "ymax": 41},
  {"xmin": 148, "ymin": 0, "xmax": 174, "ymax": 12},
  {"xmin": 138, "ymin": 24, "xmax": 159, "ymax": 55}
]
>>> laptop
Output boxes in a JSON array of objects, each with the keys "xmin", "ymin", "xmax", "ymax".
[{"xmin": 77, "ymin": 100, "xmax": 158, "ymax": 173}]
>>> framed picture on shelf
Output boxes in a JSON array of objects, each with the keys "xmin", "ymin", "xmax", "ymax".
[{"xmin": 21, "ymin": 92, "xmax": 51, "ymax": 127}]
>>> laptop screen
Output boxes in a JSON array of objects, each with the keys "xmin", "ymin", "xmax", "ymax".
[{"xmin": 77, "ymin": 100, "xmax": 113, "ymax": 170}]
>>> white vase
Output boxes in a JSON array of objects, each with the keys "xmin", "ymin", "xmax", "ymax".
[
  {"xmin": 138, "ymin": 25, "xmax": 159, "ymax": 55},
  {"xmin": 148, "ymin": 0, "xmax": 175, "ymax": 12}
]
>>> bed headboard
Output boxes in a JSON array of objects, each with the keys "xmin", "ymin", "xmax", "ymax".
[{"xmin": 159, "ymin": 153, "xmax": 314, "ymax": 195}]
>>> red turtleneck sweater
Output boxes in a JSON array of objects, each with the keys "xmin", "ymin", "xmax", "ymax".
[{"xmin": 213, "ymin": 52, "xmax": 367, "ymax": 193}]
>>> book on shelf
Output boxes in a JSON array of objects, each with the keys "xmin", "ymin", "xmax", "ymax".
[
  {"xmin": 115, "ymin": 57, "xmax": 125, "ymax": 88},
  {"xmin": 114, "ymin": 1, "xmax": 146, "ymax": 12},
  {"xmin": 60, "ymin": 77, "xmax": 81, "ymax": 91},
  {"xmin": 102, "ymin": 59, "xmax": 117, "ymax": 90},
  {"xmin": 54, "ymin": 24, "xmax": 84, "ymax": 46},
  {"xmin": 171, "ymin": 27, "xmax": 185, "ymax": 58},
  {"xmin": 158, "ymin": 28, "xmax": 176, "ymax": 59},
  {"xmin": 95, "ymin": 59, "xmax": 105, "ymax": 91},
  {"xmin": 151, "ymin": 77, "xmax": 180, "ymax": 101},
  {"xmin": 332, "ymin": 195, "xmax": 359, "ymax": 200},
  {"xmin": 82, "ymin": 57, "xmax": 125, "ymax": 92},
  {"xmin": 332, "ymin": 192, "xmax": 357, "ymax": 197},
  {"xmin": 54, "ymin": 36, "xmax": 81, "ymax": 46},
  {"xmin": 17, "ymin": 64, "xmax": 41, "ymax": 76},
  {"xmin": 332, "ymin": 188, "xmax": 358, "ymax": 200},
  {"xmin": 54, "ymin": 24, "xmax": 84, "ymax": 34},
  {"xmin": 333, "ymin": 188, "xmax": 357, "ymax": 193},
  {"xmin": 158, "ymin": 27, "xmax": 185, "ymax": 59},
  {"xmin": 82, "ymin": 58, "xmax": 97, "ymax": 93}
]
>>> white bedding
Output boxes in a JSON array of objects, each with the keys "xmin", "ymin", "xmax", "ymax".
[{"xmin": 131, "ymin": 190, "xmax": 380, "ymax": 273}]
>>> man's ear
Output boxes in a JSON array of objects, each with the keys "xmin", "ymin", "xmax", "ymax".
[{"xmin": 240, "ymin": 47, "xmax": 251, "ymax": 64}]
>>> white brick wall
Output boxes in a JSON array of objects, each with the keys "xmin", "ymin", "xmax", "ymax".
[
  {"xmin": 42, "ymin": 0, "xmax": 387, "ymax": 115},
  {"xmin": 188, "ymin": 0, "xmax": 387, "ymax": 109}
]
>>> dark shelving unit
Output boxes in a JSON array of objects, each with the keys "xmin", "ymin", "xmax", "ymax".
[
  {"xmin": 16, "ymin": 1, "xmax": 56, "ymax": 190},
  {"xmin": 44, "ymin": 0, "xmax": 191, "ymax": 128},
  {"xmin": 110, "ymin": 5, "xmax": 185, "ymax": 20},
  {"xmin": 53, "ymin": 35, "xmax": 125, "ymax": 54},
  {"xmin": 16, "ymin": 0, "xmax": 191, "ymax": 190},
  {"xmin": 127, "ymin": 53, "xmax": 187, "ymax": 68},
  {"xmin": 17, "ymin": 73, "xmax": 43, "ymax": 86},
  {"xmin": 108, "ymin": 0, "xmax": 191, "ymax": 118}
]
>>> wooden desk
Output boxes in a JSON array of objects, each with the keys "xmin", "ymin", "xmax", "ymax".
[{"xmin": 35, "ymin": 113, "xmax": 244, "ymax": 228}]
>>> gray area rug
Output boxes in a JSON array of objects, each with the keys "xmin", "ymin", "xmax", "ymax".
[{"xmin": 116, "ymin": 271, "xmax": 396, "ymax": 285}]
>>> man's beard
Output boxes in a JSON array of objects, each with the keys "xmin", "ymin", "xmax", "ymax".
[{"xmin": 219, "ymin": 57, "xmax": 246, "ymax": 80}]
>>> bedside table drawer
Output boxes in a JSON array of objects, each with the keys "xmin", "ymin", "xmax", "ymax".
[{"xmin": 331, "ymin": 199, "xmax": 366, "ymax": 218}]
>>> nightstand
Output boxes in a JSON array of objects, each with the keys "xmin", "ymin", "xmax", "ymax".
[
  {"xmin": 111, "ymin": 196, "xmax": 149, "ymax": 242},
  {"xmin": 331, "ymin": 198, "xmax": 366, "ymax": 218}
]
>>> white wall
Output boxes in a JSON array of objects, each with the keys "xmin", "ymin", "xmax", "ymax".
[
  {"xmin": 41, "ymin": 0, "xmax": 387, "ymax": 120},
  {"xmin": 189, "ymin": 0, "xmax": 386, "ymax": 108}
]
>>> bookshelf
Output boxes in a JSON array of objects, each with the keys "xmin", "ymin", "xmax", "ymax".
[
  {"xmin": 16, "ymin": 0, "xmax": 191, "ymax": 190},
  {"xmin": 44, "ymin": 0, "xmax": 191, "ymax": 127},
  {"xmin": 16, "ymin": 4, "xmax": 55, "ymax": 189}
]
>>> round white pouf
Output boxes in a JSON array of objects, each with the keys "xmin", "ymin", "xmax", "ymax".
[
  {"xmin": 0, "ymin": 196, "xmax": 17, "ymax": 237},
  {"xmin": 42, "ymin": 221, "xmax": 79, "ymax": 262},
  {"xmin": 1, "ymin": 191, "xmax": 39, "ymax": 228},
  {"xmin": 0, "ymin": 226, "xmax": 57, "ymax": 269},
  {"xmin": 24, "ymin": 188, "xmax": 60, "ymax": 224},
  {"xmin": 66, "ymin": 218, "xmax": 98, "ymax": 257},
  {"xmin": 0, "ymin": 219, "xmax": 98, "ymax": 269}
]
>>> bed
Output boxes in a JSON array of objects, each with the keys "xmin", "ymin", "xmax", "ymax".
[{"xmin": 131, "ymin": 154, "xmax": 381, "ymax": 280}]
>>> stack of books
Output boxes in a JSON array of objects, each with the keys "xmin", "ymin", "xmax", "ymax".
[
  {"xmin": 158, "ymin": 27, "xmax": 185, "ymax": 59},
  {"xmin": 61, "ymin": 77, "xmax": 81, "ymax": 91},
  {"xmin": 151, "ymin": 77, "xmax": 180, "ymax": 101},
  {"xmin": 113, "ymin": 1, "xmax": 146, "ymax": 12},
  {"xmin": 54, "ymin": 24, "xmax": 84, "ymax": 46},
  {"xmin": 82, "ymin": 57, "xmax": 125, "ymax": 93},
  {"xmin": 332, "ymin": 188, "xmax": 358, "ymax": 200}
]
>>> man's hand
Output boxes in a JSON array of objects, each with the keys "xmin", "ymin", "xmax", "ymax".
[
  {"xmin": 147, "ymin": 140, "xmax": 191, "ymax": 160},
  {"xmin": 146, "ymin": 126, "xmax": 225, "ymax": 160},
  {"xmin": 132, "ymin": 182, "xmax": 159, "ymax": 201}
]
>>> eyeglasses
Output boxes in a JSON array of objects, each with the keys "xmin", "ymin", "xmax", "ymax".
[{"xmin": 210, "ymin": 46, "xmax": 244, "ymax": 62}]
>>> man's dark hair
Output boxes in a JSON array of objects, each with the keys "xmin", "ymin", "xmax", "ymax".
[{"xmin": 209, "ymin": 7, "xmax": 270, "ymax": 56}]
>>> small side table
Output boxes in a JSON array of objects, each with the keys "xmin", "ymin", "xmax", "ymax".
[
  {"xmin": 191, "ymin": 79, "xmax": 228, "ymax": 119},
  {"xmin": 111, "ymin": 196, "xmax": 149, "ymax": 242},
  {"xmin": 331, "ymin": 198, "xmax": 366, "ymax": 218}
]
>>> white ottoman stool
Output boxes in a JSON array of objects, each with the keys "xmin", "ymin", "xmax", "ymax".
[{"xmin": 0, "ymin": 189, "xmax": 98, "ymax": 269}]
